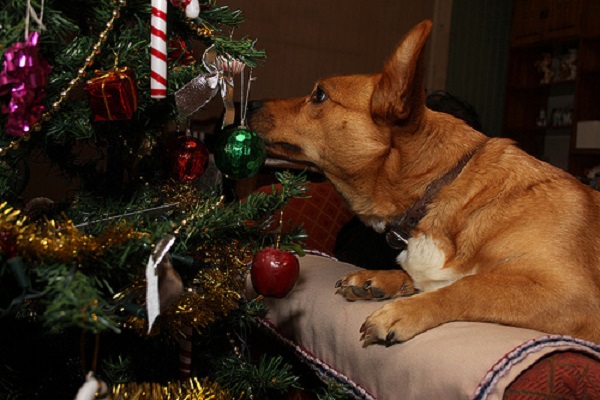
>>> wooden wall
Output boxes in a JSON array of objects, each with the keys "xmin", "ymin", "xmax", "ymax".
[
  {"xmin": 221, "ymin": 0, "xmax": 439, "ymax": 100},
  {"xmin": 218, "ymin": 0, "xmax": 512, "ymax": 139}
]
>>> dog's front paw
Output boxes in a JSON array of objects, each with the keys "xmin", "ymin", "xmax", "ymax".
[
  {"xmin": 359, "ymin": 298, "xmax": 430, "ymax": 347},
  {"xmin": 335, "ymin": 270, "xmax": 415, "ymax": 301}
]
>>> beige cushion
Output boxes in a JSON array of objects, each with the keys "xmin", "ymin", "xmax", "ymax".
[{"xmin": 247, "ymin": 254, "xmax": 600, "ymax": 399}]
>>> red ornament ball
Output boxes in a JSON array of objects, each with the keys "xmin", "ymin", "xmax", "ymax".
[
  {"xmin": 251, "ymin": 247, "xmax": 300, "ymax": 298},
  {"xmin": 167, "ymin": 135, "xmax": 209, "ymax": 183}
]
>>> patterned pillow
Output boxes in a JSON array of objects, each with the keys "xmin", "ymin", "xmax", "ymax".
[
  {"xmin": 504, "ymin": 351, "xmax": 600, "ymax": 399},
  {"xmin": 253, "ymin": 181, "xmax": 354, "ymax": 255}
]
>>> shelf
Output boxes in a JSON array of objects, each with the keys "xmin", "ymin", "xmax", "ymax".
[
  {"xmin": 505, "ymin": 0, "xmax": 600, "ymax": 177},
  {"xmin": 505, "ymin": 126, "xmax": 572, "ymax": 135},
  {"xmin": 546, "ymin": 126, "xmax": 573, "ymax": 134},
  {"xmin": 507, "ymin": 75, "xmax": 577, "ymax": 93},
  {"xmin": 579, "ymin": 69, "xmax": 600, "ymax": 76},
  {"xmin": 571, "ymin": 148, "xmax": 600, "ymax": 155}
]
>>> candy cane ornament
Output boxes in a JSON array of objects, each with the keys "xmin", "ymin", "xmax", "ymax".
[
  {"xmin": 178, "ymin": 326, "xmax": 193, "ymax": 379},
  {"xmin": 150, "ymin": 0, "xmax": 168, "ymax": 99}
]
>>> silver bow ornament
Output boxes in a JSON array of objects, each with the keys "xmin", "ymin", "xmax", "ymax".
[{"xmin": 175, "ymin": 45, "xmax": 245, "ymax": 127}]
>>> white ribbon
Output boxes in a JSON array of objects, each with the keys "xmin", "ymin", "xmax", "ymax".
[
  {"xmin": 175, "ymin": 45, "xmax": 236, "ymax": 126},
  {"xmin": 145, "ymin": 234, "xmax": 176, "ymax": 333},
  {"xmin": 74, "ymin": 372, "xmax": 107, "ymax": 400}
]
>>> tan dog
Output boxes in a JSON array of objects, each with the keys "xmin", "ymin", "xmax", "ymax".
[{"xmin": 249, "ymin": 20, "xmax": 600, "ymax": 346}]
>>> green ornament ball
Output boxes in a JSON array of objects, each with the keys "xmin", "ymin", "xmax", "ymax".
[{"xmin": 214, "ymin": 126, "xmax": 266, "ymax": 180}]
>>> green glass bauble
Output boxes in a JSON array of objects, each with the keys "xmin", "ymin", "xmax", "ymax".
[{"xmin": 214, "ymin": 126, "xmax": 266, "ymax": 180}]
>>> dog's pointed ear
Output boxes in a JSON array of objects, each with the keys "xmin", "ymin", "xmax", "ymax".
[{"xmin": 371, "ymin": 20, "xmax": 432, "ymax": 126}]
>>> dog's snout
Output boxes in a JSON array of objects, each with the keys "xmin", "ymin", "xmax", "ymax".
[{"xmin": 247, "ymin": 100, "xmax": 274, "ymax": 133}]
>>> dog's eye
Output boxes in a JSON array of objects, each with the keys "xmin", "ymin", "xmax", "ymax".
[{"xmin": 310, "ymin": 86, "xmax": 328, "ymax": 104}]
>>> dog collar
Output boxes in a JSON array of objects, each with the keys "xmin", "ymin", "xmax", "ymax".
[{"xmin": 384, "ymin": 143, "xmax": 484, "ymax": 250}]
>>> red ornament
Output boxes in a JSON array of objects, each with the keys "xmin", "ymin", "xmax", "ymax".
[
  {"xmin": 168, "ymin": 37, "xmax": 196, "ymax": 66},
  {"xmin": 167, "ymin": 135, "xmax": 209, "ymax": 182},
  {"xmin": 85, "ymin": 67, "xmax": 138, "ymax": 121},
  {"xmin": 251, "ymin": 247, "xmax": 300, "ymax": 298}
]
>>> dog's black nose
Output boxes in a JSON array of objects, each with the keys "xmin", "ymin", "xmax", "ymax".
[{"xmin": 247, "ymin": 100, "xmax": 263, "ymax": 114}]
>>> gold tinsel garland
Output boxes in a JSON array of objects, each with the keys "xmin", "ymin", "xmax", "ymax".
[
  {"xmin": 110, "ymin": 182, "xmax": 256, "ymax": 337},
  {"xmin": 109, "ymin": 377, "xmax": 238, "ymax": 400},
  {"xmin": 119, "ymin": 240, "xmax": 253, "ymax": 338},
  {"xmin": 1, "ymin": 180, "xmax": 256, "ymax": 336},
  {"xmin": 0, "ymin": 202, "xmax": 147, "ymax": 263}
]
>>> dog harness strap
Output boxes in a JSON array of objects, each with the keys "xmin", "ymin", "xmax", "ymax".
[{"xmin": 385, "ymin": 142, "xmax": 485, "ymax": 250}]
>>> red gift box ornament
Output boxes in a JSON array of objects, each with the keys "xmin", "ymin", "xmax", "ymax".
[{"xmin": 85, "ymin": 67, "xmax": 138, "ymax": 121}]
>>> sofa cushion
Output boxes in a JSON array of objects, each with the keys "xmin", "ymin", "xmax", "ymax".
[{"xmin": 247, "ymin": 254, "xmax": 600, "ymax": 400}]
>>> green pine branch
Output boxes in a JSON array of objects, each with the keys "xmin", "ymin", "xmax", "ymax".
[
  {"xmin": 315, "ymin": 379, "xmax": 356, "ymax": 400},
  {"xmin": 0, "ymin": 2, "xmax": 308, "ymax": 396},
  {"xmin": 0, "ymin": 171, "xmax": 308, "ymax": 333},
  {"xmin": 200, "ymin": 3, "xmax": 245, "ymax": 28},
  {"xmin": 38, "ymin": 264, "xmax": 121, "ymax": 333},
  {"xmin": 214, "ymin": 354, "xmax": 302, "ymax": 398},
  {"xmin": 175, "ymin": 171, "xmax": 309, "ymax": 253},
  {"xmin": 212, "ymin": 35, "xmax": 267, "ymax": 69}
]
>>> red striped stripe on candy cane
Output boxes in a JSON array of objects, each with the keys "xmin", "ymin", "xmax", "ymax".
[{"xmin": 151, "ymin": 0, "xmax": 168, "ymax": 99}]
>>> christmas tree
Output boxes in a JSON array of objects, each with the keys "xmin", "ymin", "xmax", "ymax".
[{"xmin": 0, "ymin": 1, "xmax": 337, "ymax": 398}]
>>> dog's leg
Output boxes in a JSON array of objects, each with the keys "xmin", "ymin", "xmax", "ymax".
[
  {"xmin": 336, "ymin": 270, "xmax": 416, "ymax": 300},
  {"xmin": 358, "ymin": 272, "xmax": 596, "ymax": 346}
]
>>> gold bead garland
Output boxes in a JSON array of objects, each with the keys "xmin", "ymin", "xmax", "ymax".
[{"xmin": 0, "ymin": 139, "xmax": 21, "ymax": 157}]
